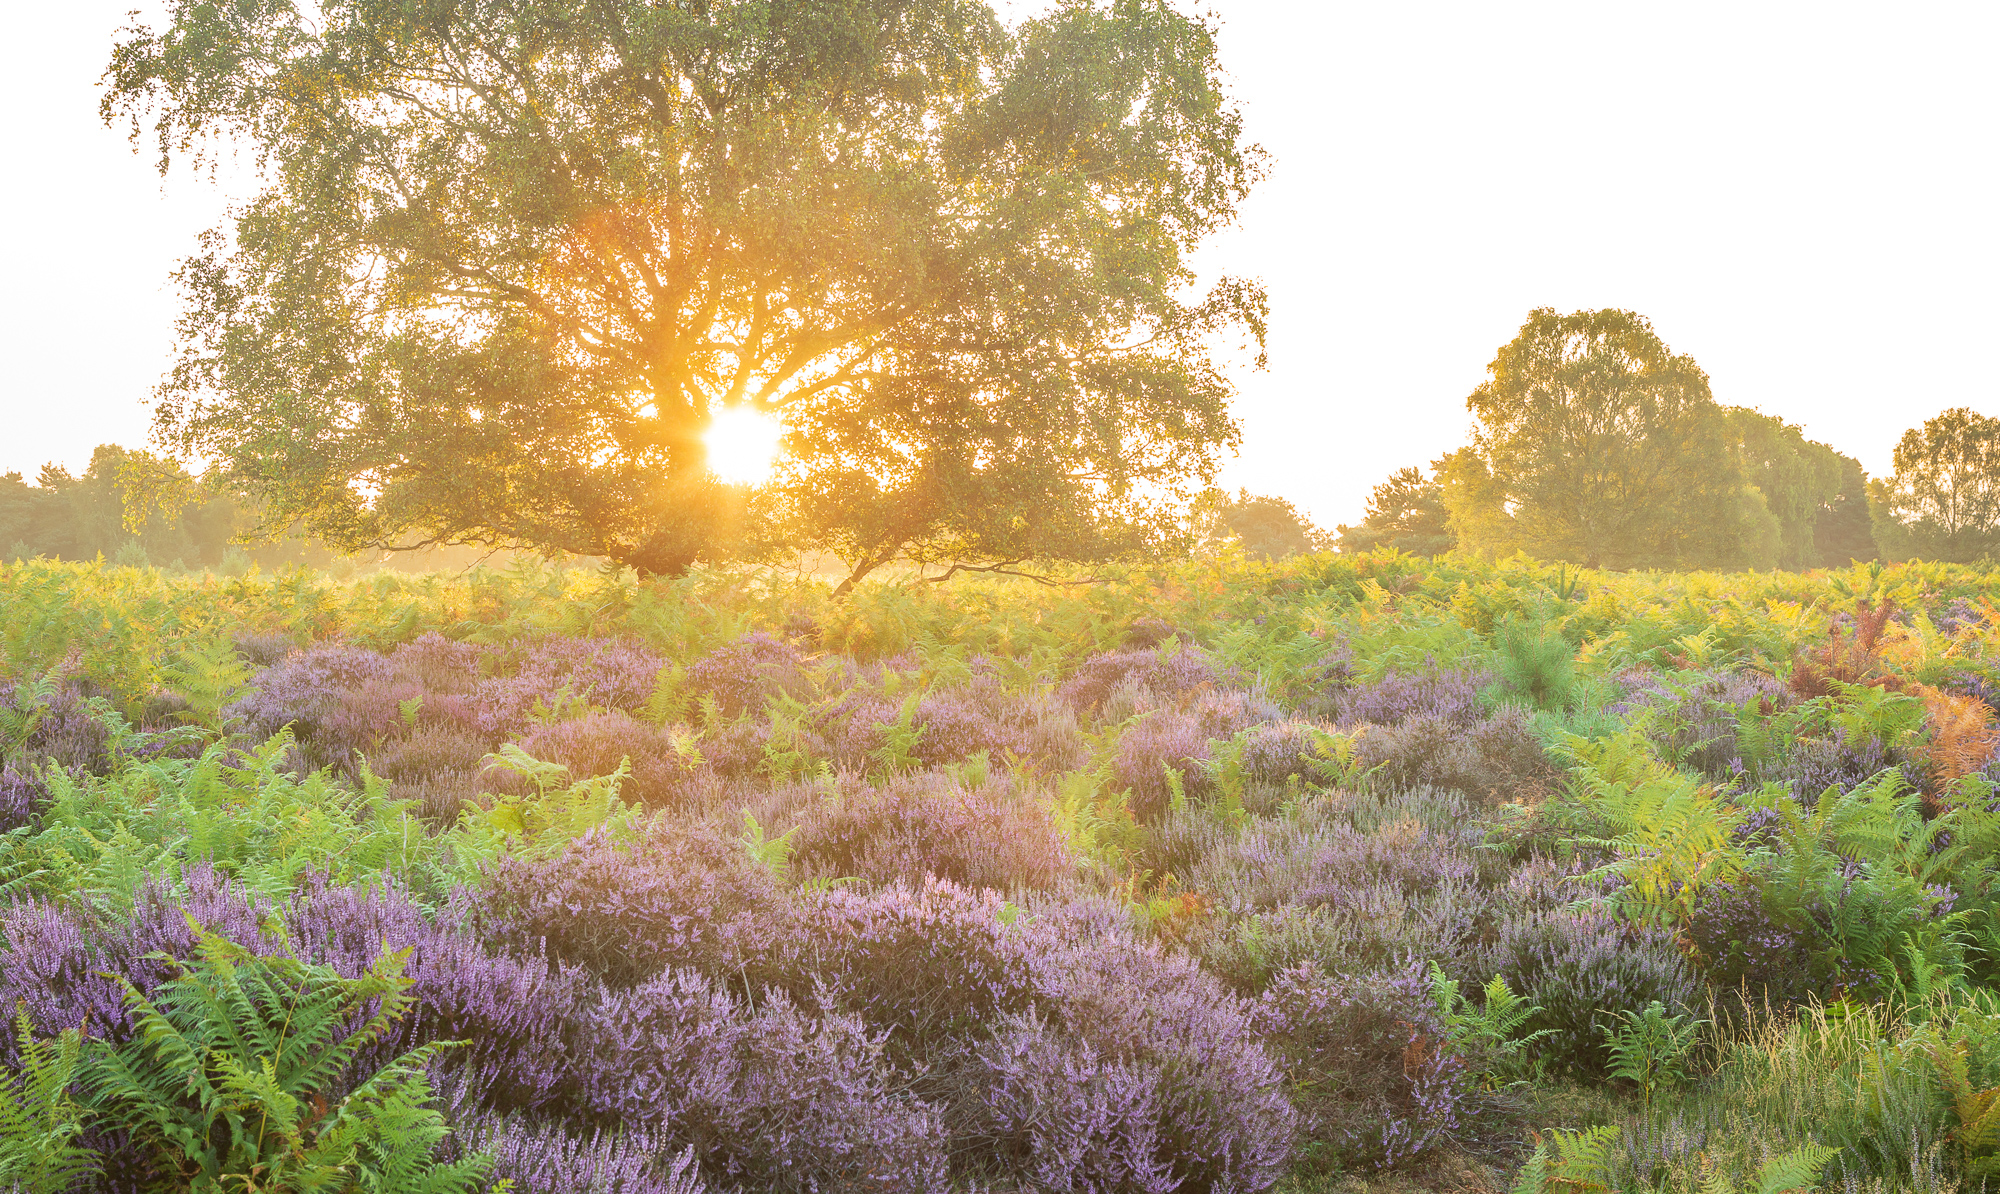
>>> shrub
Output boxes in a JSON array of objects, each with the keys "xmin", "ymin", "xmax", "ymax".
[
  {"xmin": 0, "ymin": 867, "xmax": 274, "ymax": 1062},
  {"xmin": 969, "ymin": 909, "xmax": 1295, "ymax": 1193},
  {"xmin": 1110, "ymin": 710, "xmax": 1216, "ymax": 822},
  {"xmin": 1681, "ymin": 879, "xmax": 1818, "ymax": 1007},
  {"xmin": 780, "ymin": 773, "xmax": 1074, "ymax": 893},
  {"xmin": 686, "ymin": 631, "xmax": 811, "ymax": 717},
  {"xmin": 783, "ymin": 879, "xmax": 1039, "ymax": 1062},
  {"xmin": 1334, "ymin": 666, "xmax": 1488, "ymax": 730},
  {"xmin": 512, "ymin": 711, "xmax": 704, "ymax": 810},
  {"xmin": 1350, "ymin": 708, "xmax": 1557, "ymax": 803},
  {"xmin": 483, "ymin": 822, "xmax": 788, "ymax": 986},
  {"xmin": 1479, "ymin": 908, "xmax": 1700, "ymax": 1077},
  {"xmin": 910, "ymin": 687, "xmax": 1027, "ymax": 766},
  {"xmin": 466, "ymin": 1120, "xmax": 708, "ymax": 1194},
  {"xmin": 1252, "ymin": 964, "xmax": 1474, "ymax": 1168},
  {"xmin": 284, "ymin": 878, "xmax": 586, "ymax": 1115},
  {"xmin": 1058, "ymin": 644, "xmax": 1222, "ymax": 716},
  {"xmin": 580, "ymin": 969, "xmax": 948, "ymax": 1194},
  {"xmin": 370, "ymin": 725, "xmax": 491, "ymax": 822},
  {"xmin": 1769, "ymin": 734, "xmax": 1922, "ymax": 805},
  {"xmin": 1625, "ymin": 668, "xmax": 1793, "ymax": 781},
  {"xmin": 231, "ymin": 630, "xmax": 298, "ymax": 667},
  {"xmin": 391, "ymin": 632, "xmax": 484, "ymax": 692},
  {"xmin": 0, "ymin": 765, "xmax": 41, "ymax": 834},
  {"xmin": 1492, "ymin": 617, "xmax": 1576, "ymax": 710},
  {"xmin": 469, "ymin": 637, "xmax": 672, "ymax": 736},
  {"xmin": 230, "ymin": 643, "xmax": 400, "ymax": 770},
  {"xmin": 1184, "ymin": 810, "xmax": 1494, "ymax": 985},
  {"xmin": 1, "ymin": 679, "xmax": 114, "ymax": 776}
]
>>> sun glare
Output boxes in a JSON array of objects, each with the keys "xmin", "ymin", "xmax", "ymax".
[{"xmin": 704, "ymin": 406, "xmax": 785, "ymax": 485}]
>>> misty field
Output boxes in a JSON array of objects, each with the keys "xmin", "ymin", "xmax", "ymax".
[{"xmin": 4, "ymin": 551, "xmax": 2000, "ymax": 1193}]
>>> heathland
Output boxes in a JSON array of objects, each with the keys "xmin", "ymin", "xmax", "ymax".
[{"xmin": 4, "ymin": 550, "xmax": 2000, "ymax": 1193}]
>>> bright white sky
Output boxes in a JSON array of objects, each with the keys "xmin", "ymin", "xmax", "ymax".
[{"xmin": 4, "ymin": 1, "xmax": 1996, "ymax": 530}]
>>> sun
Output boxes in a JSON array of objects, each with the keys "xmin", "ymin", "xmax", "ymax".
[{"xmin": 703, "ymin": 405, "xmax": 786, "ymax": 485}]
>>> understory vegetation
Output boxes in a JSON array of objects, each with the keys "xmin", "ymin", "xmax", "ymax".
[{"xmin": 8, "ymin": 551, "xmax": 2000, "ymax": 1192}]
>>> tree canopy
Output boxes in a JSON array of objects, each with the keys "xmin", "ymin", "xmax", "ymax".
[
  {"xmin": 1334, "ymin": 464, "xmax": 1452, "ymax": 557},
  {"xmin": 1443, "ymin": 308, "xmax": 1759, "ymax": 570},
  {"xmin": 1876, "ymin": 407, "xmax": 2000, "ymax": 562},
  {"xmin": 1213, "ymin": 489, "xmax": 1321, "ymax": 559},
  {"xmin": 109, "ymin": 0, "xmax": 1265, "ymax": 583}
]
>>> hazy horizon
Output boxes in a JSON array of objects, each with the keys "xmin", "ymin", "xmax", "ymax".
[{"xmin": 5, "ymin": 0, "xmax": 1995, "ymax": 531}]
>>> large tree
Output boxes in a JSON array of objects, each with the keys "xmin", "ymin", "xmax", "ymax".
[
  {"xmin": 1878, "ymin": 407, "xmax": 2000, "ymax": 562},
  {"xmin": 1447, "ymin": 309, "xmax": 1756, "ymax": 569},
  {"xmin": 108, "ymin": 0, "xmax": 1264, "ymax": 581}
]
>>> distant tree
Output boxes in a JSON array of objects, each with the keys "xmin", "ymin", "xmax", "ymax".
[
  {"xmin": 1217, "ymin": 490, "xmax": 1321, "ymax": 559},
  {"xmin": 1816, "ymin": 455, "xmax": 1880, "ymax": 566},
  {"xmin": 1450, "ymin": 309, "xmax": 1757, "ymax": 569},
  {"xmin": 110, "ymin": 0, "xmax": 1265, "ymax": 586},
  {"xmin": 1878, "ymin": 408, "xmax": 2000, "ymax": 562},
  {"xmin": 1335, "ymin": 465, "xmax": 1453, "ymax": 556},
  {"xmin": 1723, "ymin": 408, "xmax": 1863, "ymax": 569}
]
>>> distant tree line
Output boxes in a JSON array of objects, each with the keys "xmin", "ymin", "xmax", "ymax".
[
  {"xmin": 2, "ymin": 446, "xmax": 391, "ymax": 572},
  {"xmin": 1327, "ymin": 308, "xmax": 1998, "ymax": 570}
]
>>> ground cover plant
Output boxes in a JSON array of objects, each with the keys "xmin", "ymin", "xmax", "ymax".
[{"xmin": 8, "ymin": 551, "xmax": 2000, "ymax": 1191}]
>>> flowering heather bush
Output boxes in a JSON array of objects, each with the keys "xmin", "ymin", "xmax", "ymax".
[
  {"xmin": 1479, "ymin": 907, "xmax": 1701, "ymax": 1077},
  {"xmin": 369, "ymin": 724, "xmax": 491, "ymax": 821},
  {"xmin": 1252, "ymin": 964, "xmax": 1472, "ymax": 1168},
  {"xmin": 1192, "ymin": 815, "xmax": 1482, "ymax": 917},
  {"xmin": 1057, "ymin": 643, "xmax": 1222, "ymax": 716},
  {"xmin": 1682, "ymin": 878, "xmax": 1817, "ymax": 1007},
  {"xmin": 974, "ymin": 907, "xmax": 1295, "ymax": 1193},
  {"xmin": 0, "ymin": 763, "xmax": 42, "ymax": 832},
  {"xmin": 391, "ymin": 631, "xmax": 486, "ymax": 692},
  {"xmin": 779, "ymin": 773, "xmax": 1074, "ymax": 892},
  {"xmin": 1770, "ymin": 734, "xmax": 1921, "ymax": 805},
  {"xmin": 1184, "ymin": 811, "xmax": 1493, "ymax": 985},
  {"xmin": 0, "ymin": 866, "xmax": 273, "ymax": 1061},
  {"xmin": 1935, "ymin": 597, "xmax": 1986, "ymax": 636},
  {"xmin": 1111, "ymin": 709, "xmax": 1217, "ymax": 821},
  {"xmin": 1123, "ymin": 617, "xmax": 1180, "ymax": 648},
  {"xmin": 230, "ymin": 642, "xmax": 401, "ymax": 769},
  {"xmin": 910, "ymin": 685, "xmax": 1028, "ymax": 766},
  {"xmin": 512, "ymin": 711, "xmax": 704, "ymax": 810},
  {"xmin": 686, "ymin": 631, "xmax": 811, "ymax": 716},
  {"xmin": 466, "ymin": 1121, "xmax": 708, "ymax": 1194},
  {"xmin": 469, "ymin": 636, "xmax": 671, "ymax": 736},
  {"xmin": 1349, "ymin": 708, "xmax": 1557, "ymax": 803},
  {"xmin": 231, "ymin": 630, "xmax": 298, "ymax": 667},
  {"xmin": 2, "ymin": 679, "xmax": 114, "ymax": 775},
  {"xmin": 783, "ymin": 879, "xmax": 1039, "ymax": 1059},
  {"xmin": 1333, "ymin": 666, "xmax": 1488, "ymax": 730},
  {"xmin": 283, "ymin": 877, "xmax": 585, "ymax": 1113},
  {"xmin": 484, "ymin": 822, "xmax": 788, "ymax": 986},
  {"xmin": 581, "ymin": 969, "xmax": 949, "ymax": 1194},
  {"xmin": 1624, "ymin": 668, "xmax": 1793, "ymax": 780}
]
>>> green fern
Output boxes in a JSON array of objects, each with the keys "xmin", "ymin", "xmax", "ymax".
[
  {"xmin": 0, "ymin": 1006, "xmax": 101, "ymax": 1193},
  {"xmin": 1600, "ymin": 1000, "xmax": 1704, "ymax": 1106},
  {"xmin": 1744, "ymin": 1145, "xmax": 1839, "ymax": 1194},
  {"xmin": 867, "ymin": 691, "xmax": 927, "ymax": 778},
  {"xmin": 1509, "ymin": 1125, "xmax": 1618, "ymax": 1194},
  {"xmin": 84, "ymin": 922, "xmax": 491, "ymax": 1193},
  {"xmin": 158, "ymin": 635, "xmax": 251, "ymax": 732},
  {"xmin": 1933, "ymin": 1036, "xmax": 2000, "ymax": 1178},
  {"xmin": 741, "ymin": 809, "xmax": 798, "ymax": 883},
  {"xmin": 1429, "ymin": 965, "xmax": 1551, "ymax": 1087}
]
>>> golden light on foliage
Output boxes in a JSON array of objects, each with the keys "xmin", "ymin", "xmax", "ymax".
[{"xmin": 704, "ymin": 406, "xmax": 785, "ymax": 485}]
